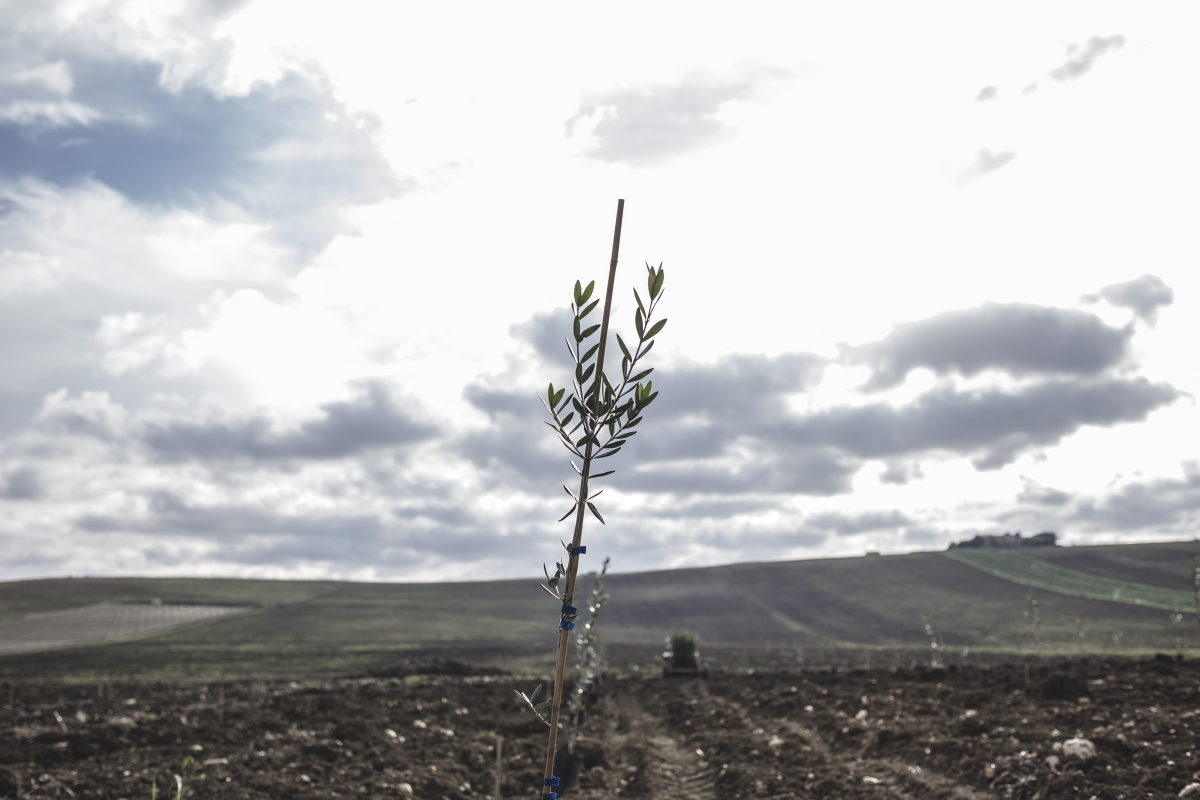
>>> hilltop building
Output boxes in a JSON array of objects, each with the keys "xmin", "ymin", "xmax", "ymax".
[{"xmin": 948, "ymin": 531, "xmax": 1057, "ymax": 549}]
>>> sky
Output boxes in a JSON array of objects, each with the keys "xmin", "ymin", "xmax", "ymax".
[{"xmin": 1, "ymin": 0, "xmax": 1198, "ymax": 583}]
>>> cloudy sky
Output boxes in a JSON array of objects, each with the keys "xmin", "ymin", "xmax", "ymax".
[{"xmin": 1, "ymin": 1, "xmax": 1198, "ymax": 583}]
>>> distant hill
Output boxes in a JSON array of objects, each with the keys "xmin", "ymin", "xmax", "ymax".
[{"xmin": 1, "ymin": 540, "xmax": 1196, "ymax": 680}]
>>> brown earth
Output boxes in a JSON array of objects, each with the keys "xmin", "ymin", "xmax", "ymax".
[{"xmin": 2, "ymin": 657, "xmax": 1199, "ymax": 800}]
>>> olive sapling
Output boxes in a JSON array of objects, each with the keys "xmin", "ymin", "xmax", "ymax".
[{"xmin": 511, "ymin": 200, "xmax": 668, "ymax": 798}]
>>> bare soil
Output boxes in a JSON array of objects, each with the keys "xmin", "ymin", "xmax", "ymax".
[{"xmin": 2, "ymin": 658, "xmax": 1198, "ymax": 800}]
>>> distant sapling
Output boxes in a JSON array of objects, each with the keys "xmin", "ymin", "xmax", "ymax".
[
  {"xmin": 1192, "ymin": 557, "xmax": 1200, "ymax": 643},
  {"xmin": 921, "ymin": 614, "xmax": 943, "ymax": 670},
  {"xmin": 566, "ymin": 556, "xmax": 611, "ymax": 754},
  {"xmin": 1023, "ymin": 589, "xmax": 1043, "ymax": 661}
]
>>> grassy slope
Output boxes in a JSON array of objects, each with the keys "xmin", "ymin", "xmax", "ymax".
[
  {"xmin": 1, "ymin": 541, "xmax": 1196, "ymax": 680},
  {"xmin": 945, "ymin": 548, "xmax": 1196, "ymax": 610},
  {"xmin": 0, "ymin": 576, "xmax": 333, "ymax": 620},
  {"xmin": 1019, "ymin": 540, "xmax": 1200, "ymax": 589},
  {"xmin": 600, "ymin": 550, "xmax": 1187, "ymax": 652}
]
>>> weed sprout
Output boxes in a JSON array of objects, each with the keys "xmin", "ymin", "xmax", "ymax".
[{"xmin": 151, "ymin": 756, "xmax": 192, "ymax": 800}]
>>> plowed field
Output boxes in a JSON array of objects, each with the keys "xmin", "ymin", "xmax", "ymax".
[{"xmin": 3, "ymin": 658, "xmax": 1199, "ymax": 799}]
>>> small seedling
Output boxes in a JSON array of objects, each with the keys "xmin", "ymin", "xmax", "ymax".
[
  {"xmin": 512, "ymin": 200, "xmax": 669, "ymax": 796},
  {"xmin": 566, "ymin": 556, "xmax": 611, "ymax": 754},
  {"xmin": 1170, "ymin": 604, "xmax": 1185, "ymax": 657},
  {"xmin": 151, "ymin": 756, "xmax": 192, "ymax": 800}
]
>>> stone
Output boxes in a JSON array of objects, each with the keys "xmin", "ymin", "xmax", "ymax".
[{"xmin": 1062, "ymin": 738, "xmax": 1096, "ymax": 760}]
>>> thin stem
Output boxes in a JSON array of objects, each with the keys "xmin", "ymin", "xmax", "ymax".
[{"xmin": 541, "ymin": 199, "xmax": 624, "ymax": 790}]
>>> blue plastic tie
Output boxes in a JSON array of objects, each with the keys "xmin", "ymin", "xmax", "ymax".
[
  {"xmin": 571, "ymin": 546, "xmax": 586, "ymax": 555},
  {"xmin": 542, "ymin": 793, "xmax": 557, "ymax": 800},
  {"xmin": 559, "ymin": 620, "xmax": 575, "ymax": 631},
  {"xmin": 544, "ymin": 777, "xmax": 560, "ymax": 787},
  {"xmin": 561, "ymin": 604, "xmax": 577, "ymax": 616}
]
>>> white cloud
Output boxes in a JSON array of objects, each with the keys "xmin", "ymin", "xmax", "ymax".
[{"xmin": 2, "ymin": 2, "xmax": 1200, "ymax": 581}]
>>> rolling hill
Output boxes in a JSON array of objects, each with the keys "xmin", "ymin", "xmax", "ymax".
[{"xmin": 1, "ymin": 540, "xmax": 1196, "ymax": 680}]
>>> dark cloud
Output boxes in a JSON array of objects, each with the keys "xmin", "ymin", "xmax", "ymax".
[
  {"xmin": 1070, "ymin": 464, "xmax": 1200, "ymax": 531},
  {"xmin": 1017, "ymin": 479, "xmax": 1072, "ymax": 507},
  {"xmin": 786, "ymin": 377, "xmax": 1178, "ymax": 470},
  {"xmin": 0, "ymin": 4, "xmax": 401, "ymax": 255},
  {"xmin": 595, "ymin": 352, "xmax": 848, "ymax": 496},
  {"xmin": 566, "ymin": 75, "xmax": 772, "ymax": 165},
  {"xmin": 466, "ymin": 306, "xmax": 1177, "ymax": 503},
  {"xmin": 880, "ymin": 461, "xmax": 923, "ymax": 485},
  {"xmin": 620, "ymin": 448, "xmax": 860, "ymax": 498},
  {"xmin": 0, "ymin": 467, "xmax": 42, "ymax": 500},
  {"xmin": 1050, "ymin": 36, "xmax": 1126, "ymax": 82},
  {"xmin": 1083, "ymin": 274, "xmax": 1174, "ymax": 325},
  {"xmin": 143, "ymin": 382, "xmax": 435, "ymax": 462},
  {"xmin": 0, "ymin": 65, "xmax": 400, "ymax": 254},
  {"xmin": 509, "ymin": 308, "xmax": 574, "ymax": 364},
  {"xmin": 458, "ymin": 387, "xmax": 563, "ymax": 488},
  {"xmin": 73, "ymin": 488, "xmax": 550, "ymax": 575},
  {"xmin": 845, "ymin": 303, "xmax": 1133, "ymax": 390}
]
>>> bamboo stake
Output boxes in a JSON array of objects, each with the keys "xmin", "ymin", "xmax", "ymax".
[{"xmin": 541, "ymin": 199, "xmax": 625, "ymax": 793}]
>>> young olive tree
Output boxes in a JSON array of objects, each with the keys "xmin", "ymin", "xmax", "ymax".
[{"xmin": 513, "ymin": 200, "xmax": 667, "ymax": 798}]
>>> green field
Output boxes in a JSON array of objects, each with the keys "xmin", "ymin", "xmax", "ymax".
[
  {"xmin": 945, "ymin": 547, "xmax": 1195, "ymax": 610},
  {"xmin": 1, "ymin": 541, "xmax": 1197, "ymax": 681}
]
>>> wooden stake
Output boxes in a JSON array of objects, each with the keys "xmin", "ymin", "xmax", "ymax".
[{"xmin": 541, "ymin": 199, "xmax": 624, "ymax": 793}]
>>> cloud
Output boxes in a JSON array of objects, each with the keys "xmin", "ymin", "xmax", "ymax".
[
  {"xmin": 466, "ymin": 305, "xmax": 1177, "ymax": 505},
  {"xmin": 566, "ymin": 73, "xmax": 778, "ymax": 165},
  {"xmin": 957, "ymin": 148, "xmax": 1015, "ymax": 184},
  {"xmin": 1004, "ymin": 463, "xmax": 1200, "ymax": 539},
  {"xmin": 0, "ymin": 3, "xmax": 401, "ymax": 255},
  {"xmin": 1016, "ymin": 478, "xmax": 1072, "ymax": 507},
  {"xmin": 143, "ymin": 382, "xmax": 435, "ymax": 462},
  {"xmin": 1050, "ymin": 35, "xmax": 1126, "ymax": 82},
  {"xmin": 844, "ymin": 303, "xmax": 1134, "ymax": 390},
  {"xmin": 880, "ymin": 461, "xmax": 923, "ymax": 485},
  {"xmin": 69, "ymin": 486, "xmax": 552, "ymax": 578},
  {"xmin": 805, "ymin": 510, "xmax": 911, "ymax": 536},
  {"xmin": 1083, "ymin": 274, "xmax": 1174, "ymax": 326},
  {"xmin": 0, "ymin": 467, "xmax": 42, "ymax": 500},
  {"xmin": 974, "ymin": 86, "xmax": 998, "ymax": 102},
  {"xmin": 785, "ymin": 377, "xmax": 1179, "ymax": 470},
  {"xmin": 1070, "ymin": 464, "xmax": 1200, "ymax": 532}
]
